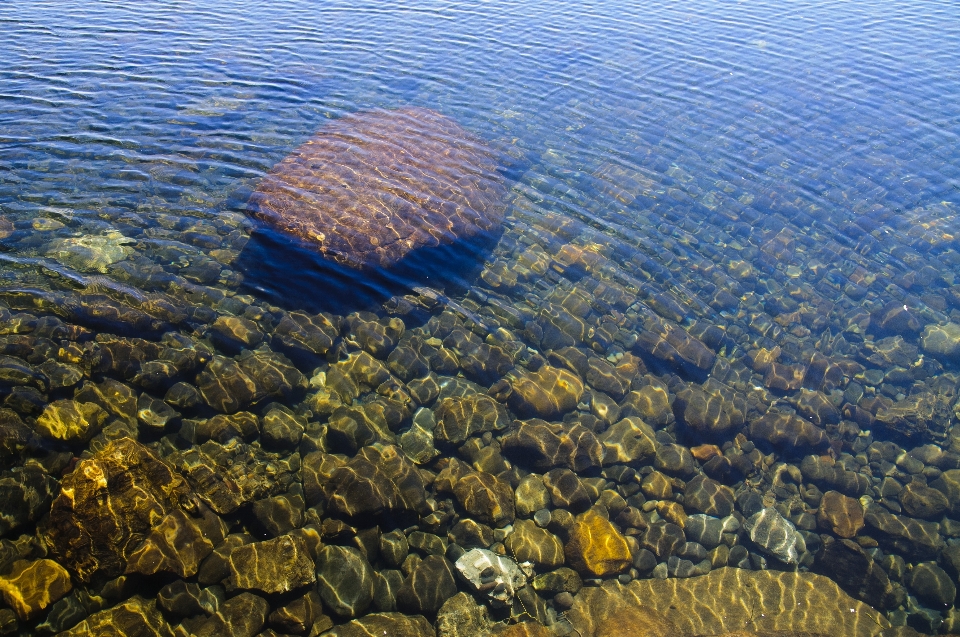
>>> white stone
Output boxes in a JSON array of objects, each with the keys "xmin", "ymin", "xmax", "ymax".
[{"xmin": 454, "ymin": 548, "xmax": 526, "ymax": 607}]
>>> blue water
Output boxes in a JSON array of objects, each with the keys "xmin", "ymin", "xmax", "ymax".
[{"xmin": 3, "ymin": 0, "xmax": 960, "ymax": 634}]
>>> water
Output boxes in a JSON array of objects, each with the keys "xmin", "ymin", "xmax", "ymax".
[{"xmin": 2, "ymin": 0, "xmax": 960, "ymax": 634}]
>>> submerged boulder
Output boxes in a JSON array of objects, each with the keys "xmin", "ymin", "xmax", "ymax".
[{"xmin": 249, "ymin": 107, "xmax": 506, "ymax": 269}]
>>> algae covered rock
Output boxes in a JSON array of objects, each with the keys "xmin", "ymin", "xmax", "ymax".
[
  {"xmin": 315, "ymin": 545, "xmax": 375, "ymax": 618},
  {"xmin": 249, "ymin": 106, "xmax": 506, "ymax": 269},
  {"xmin": 321, "ymin": 612, "xmax": 435, "ymax": 637},
  {"xmin": 507, "ymin": 365, "xmax": 584, "ymax": 419},
  {"xmin": 501, "ymin": 419, "xmax": 604, "ymax": 471},
  {"xmin": 55, "ymin": 595, "xmax": 173, "ymax": 637},
  {"xmin": 226, "ymin": 533, "xmax": 316, "ymax": 595}
]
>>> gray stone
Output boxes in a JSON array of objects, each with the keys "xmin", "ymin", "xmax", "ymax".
[
  {"xmin": 315, "ymin": 545, "xmax": 374, "ymax": 618},
  {"xmin": 745, "ymin": 507, "xmax": 800, "ymax": 565}
]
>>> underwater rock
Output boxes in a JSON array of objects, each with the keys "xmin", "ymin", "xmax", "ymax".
[
  {"xmin": 273, "ymin": 310, "xmax": 340, "ymax": 358},
  {"xmin": 749, "ymin": 409, "xmax": 828, "ymax": 454},
  {"xmin": 0, "ymin": 466, "xmax": 58, "ymax": 537},
  {"xmin": 434, "ymin": 394, "xmax": 509, "ymax": 445},
  {"xmin": 501, "ymin": 419, "xmax": 604, "ymax": 471},
  {"xmin": 437, "ymin": 459, "xmax": 515, "ymax": 527},
  {"xmin": 921, "ymin": 322, "xmax": 960, "ymax": 361},
  {"xmin": 191, "ymin": 591, "xmax": 268, "ymax": 637},
  {"xmin": 396, "ymin": 554, "xmax": 458, "ymax": 615},
  {"xmin": 596, "ymin": 417, "xmax": 657, "ymax": 465},
  {"xmin": 249, "ymin": 106, "xmax": 506, "ymax": 269},
  {"xmin": 226, "ymin": 533, "xmax": 316, "ymax": 595},
  {"xmin": 504, "ymin": 520, "xmax": 564, "ymax": 568},
  {"xmin": 744, "ymin": 507, "xmax": 801, "ymax": 565},
  {"xmin": 436, "ymin": 592, "xmax": 491, "ymax": 637},
  {"xmin": 566, "ymin": 568, "xmax": 890, "ymax": 637},
  {"xmin": 683, "ymin": 475, "xmax": 734, "ymax": 518},
  {"xmin": 507, "ymin": 365, "xmax": 583, "ymax": 419},
  {"xmin": 454, "ymin": 548, "xmax": 527, "ymax": 607},
  {"xmin": 906, "ymin": 561, "xmax": 956, "ymax": 610},
  {"xmin": 208, "ymin": 315, "xmax": 264, "ymax": 352},
  {"xmin": 618, "ymin": 384, "xmax": 673, "ymax": 427},
  {"xmin": 816, "ymin": 490, "xmax": 864, "ymax": 538},
  {"xmin": 0, "ymin": 355, "xmax": 47, "ymax": 392},
  {"xmin": 55, "ymin": 595, "xmax": 173, "ymax": 637},
  {"xmin": 170, "ymin": 438, "xmax": 298, "ymax": 515},
  {"xmin": 315, "ymin": 545, "xmax": 375, "ymax": 618},
  {"xmin": 196, "ymin": 355, "xmax": 258, "ymax": 414},
  {"xmin": 863, "ymin": 504, "xmax": 944, "ymax": 560},
  {"xmin": 268, "ymin": 589, "xmax": 325, "ymax": 634},
  {"xmin": 0, "ymin": 559, "xmax": 72, "ymax": 621},
  {"xmin": 47, "ymin": 231, "xmax": 135, "ymax": 273},
  {"xmin": 321, "ymin": 612, "xmax": 435, "ymax": 637},
  {"xmin": 542, "ymin": 468, "xmax": 592, "ymax": 512},
  {"xmin": 33, "ymin": 399, "xmax": 108, "ymax": 443},
  {"xmin": 813, "ymin": 538, "xmax": 902, "ymax": 610},
  {"xmin": 564, "ymin": 508, "xmax": 632, "ymax": 578},
  {"xmin": 900, "ymin": 480, "xmax": 949, "ymax": 519},
  {"xmin": 43, "ymin": 437, "xmax": 192, "ymax": 582},
  {"xmin": 124, "ymin": 508, "xmax": 220, "ymax": 578}
]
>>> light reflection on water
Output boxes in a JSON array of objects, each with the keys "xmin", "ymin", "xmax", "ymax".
[{"xmin": 2, "ymin": 0, "xmax": 960, "ymax": 633}]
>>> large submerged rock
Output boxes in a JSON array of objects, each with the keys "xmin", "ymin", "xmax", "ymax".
[{"xmin": 249, "ymin": 107, "xmax": 506, "ymax": 269}]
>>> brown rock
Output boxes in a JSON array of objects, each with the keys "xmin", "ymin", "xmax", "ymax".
[
  {"xmin": 817, "ymin": 491, "xmax": 864, "ymax": 538},
  {"xmin": 508, "ymin": 366, "xmax": 584, "ymax": 419},
  {"xmin": 249, "ymin": 107, "xmax": 506, "ymax": 269}
]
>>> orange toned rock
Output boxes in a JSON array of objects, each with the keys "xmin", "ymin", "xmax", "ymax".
[
  {"xmin": 0, "ymin": 559, "xmax": 72, "ymax": 620},
  {"xmin": 249, "ymin": 107, "xmax": 505, "ymax": 269},
  {"xmin": 656, "ymin": 501, "xmax": 687, "ymax": 528},
  {"xmin": 565, "ymin": 509, "xmax": 632, "ymax": 578},
  {"xmin": 691, "ymin": 444, "xmax": 721, "ymax": 462},
  {"xmin": 817, "ymin": 490, "xmax": 864, "ymax": 538}
]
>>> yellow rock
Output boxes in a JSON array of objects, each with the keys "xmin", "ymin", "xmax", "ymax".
[
  {"xmin": 0, "ymin": 559, "xmax": 72, "ymax": 620},
  {"xmin": 34, "ymin": 399, "xmax": 108, "ymax": 443},
  {"xmin": 564, "ymin": 509, "xmax": 632, "ymax": 578}
]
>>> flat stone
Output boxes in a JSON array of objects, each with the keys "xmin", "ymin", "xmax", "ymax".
[
  {"xmin": 454, "ymin": 548, "xmax": 527, "ymax": 607},
  {"xmin": 437, "ymin": 460, "xmax": 515, "ymax": 527},
  {"xmin": 900, "ymin": 480, "xmax": 949, "ymax": 519},
  {"xmin": 596, "ymin": 417, "xmax": 657, "ymax": 465},
  {"xmin": 434, "ymin": 394, "xmax": 509, "ymax": 445},
  {"xmin": 514, "ymin": 474, "xmax": 550, "ymax": 518},
  {"xmin": 921, "ymin": 322, "xmax": 960, "ymax": 361},
  {"xmin": 542, "ymin": 468, "xmax": 592, "ymax": 512},
  {"xmin": 813, "ymin": 538, "xmax": 902, "ymax": 610},
  {"xmin": 617, "ymin": 385, "xmax": 673, "ymax": 427},
  {"xmin": 191, "ymin": 592, "xmax": 268, "ymax": 637},
  {"xmin": 0, "ymin": 559, "xmax": 72, "ymax": 621},
  {"xmin": 125, "ymin": 508, "xmax": 219, "ymax": 578},
  {"xmin": 906, "ymin": 562, "xmax": 956, "ymax": 610},
  {"xmin": 683, "ymin": 475, "xmax": 734, "ymax": 518},
  {"xmin": 507, "ymin": 366, "xmax": 584, "ymax": 419}
]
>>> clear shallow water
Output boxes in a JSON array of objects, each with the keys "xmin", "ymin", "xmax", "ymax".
[{"xmin": 2, "ymin": 0, "xmax": 960, "ymax": 635}]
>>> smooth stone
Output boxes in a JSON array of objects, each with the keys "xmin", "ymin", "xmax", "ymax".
[
  {"xmin": 508, "ymin": 365, "xmax": 584, "ymax": 419},
  {"xmin": 315, "ymin": 546, "xmax": 375, "ymax": 618},
  {"xmin": 268, "ymin": 590, "xmax": 325, "ymax": 634},
  {"xmin": 125, "ymin": 508, "xmax": 218, "ymax": 578},
  {"xmin": 373, "ymin": 569, "xmax": 404, "ymax": 612},
  {"xmin": 157, "ymin": 581, "xmax": 219, "ymax": 618},
  {"xmin": 380, "ymin": 530, "xmax": 410, "ymax": 568},
  {"xmin": 436, "ymin": 592, "xmax": 492, "ymax": 637},
  {"xmin": 906, "ymin": 562, "xmax": 956, "ymax": 610},
  {"xmin": 396, "ymin": 554, "xmax": 458, "ymax": 614},
  {"xmin": 531, "ymin": 567, "xmax": 582, "ymax": 595},
  {"xmin": 920, "ymin": 322, "xmax": 960, "ymax": 361},
  {"xmin": 817, "ymin": 490, "xmax": 864, "ymax": 538},
  {"xmin": 900, "ymin": 480, "xmax": 949, "ymax": 519},
  {"xmin": 542, "ymin": 468, "xmax": 592, "ymax": 513},
  {"xmin": 683, "ymin": 475, "xmax": 734, "ymax": 518},
  {"xmin": 813, "ymin": 538, "xmax": 903, "ymax": 610}
]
